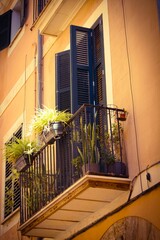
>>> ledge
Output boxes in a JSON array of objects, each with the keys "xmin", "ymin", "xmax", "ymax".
[
  {"xmin": 19, "ymin": 175, "xmax": 131, "ymax": 239},
  {"xmin": 31, "ymin": 0, "xmax": 86, "ymax": 36}
]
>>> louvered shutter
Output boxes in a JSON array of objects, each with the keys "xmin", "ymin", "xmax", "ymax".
[
  {"xmin": 56, "ymin": 50, "xmax": 70, "ymax": 111},
  {"xmin": 70, "ymin": 25, "xmax": 94, "ymax": 113},
  {"xmin": 93, "ymin": 17, "xmax": 106, "ymax": 106},
  {"xmin": 20, "ymin": 0, "xmax": 28, "ymax": 27},
  {"xmin": 0, "ymin": 10, "xmax": 12, "ymax": 51},
  {"xmin": 4, "ymin": 126, "xmax": 22, "ymax": 218},
  {"xmin": 55, "ymin": 51, "xmax": 71, "ymax": 192}
]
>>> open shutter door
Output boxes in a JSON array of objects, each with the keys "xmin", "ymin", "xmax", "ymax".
[
  {"xmin": 20, "ymin": 0, "xmax": 28, "ymax": 27},
  {"xmin": 55, "ymin": 51, "xmax": 71, "ymax": 191},
  {"xmin": 93, "ymin": 17, "xmax": 106, "ymax": 106},
  {"xmin": 56, "ymin": 50, "xmax": 71, "ymax": 111},
  {"xmin": 70, "ymin": 25, "xmax": 94, "ymax": 113},
  {"xmin": 0, "ymin": 10, "xmax": 12, "ymax": 51}
]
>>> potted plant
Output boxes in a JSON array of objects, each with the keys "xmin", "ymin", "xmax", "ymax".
[
  {"xmin": 117, "ymin": 109, "xmax": 127, "ymax": 121},
  {"xmin": 103, "ymin": 122, "xmax": 127, "ymax": 176},
  {"xmin": 29, "ymin": 107, "xmax": 72, "ymax": 144},
  {"xmin": 72, "ymin": 119, "xmax": 100, "ymax": 175},
  {"xmin": 5, "ymin": 138, "xmax": 40, "ymax": 172}
]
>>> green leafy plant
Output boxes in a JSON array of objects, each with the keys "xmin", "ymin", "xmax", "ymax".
[
  {"xmin": 29, "ymin": 106, "xmax": 72, "ymax": 136},
  {"xmin": 99, "ymin": 120, "xmax": 123, "ymax": 166},
  {"xmin": 24, "ymin": 171, "xmax": 55, "ymax": 214},
  {"xmin": 72, "ymin": 117, "xmax": 100, "ymax": 172},
  {"xmin": 4, "ymin": 138, "xmax": 40, "ymax": 212},
  {"xmin": 5, "ymin": 138, "xmax": 40, "ymax": 164},
  {"xmin": 112, "ymin": 122, "xmax": 123, "ymax": 161}
]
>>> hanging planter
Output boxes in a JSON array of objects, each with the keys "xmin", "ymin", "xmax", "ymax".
[
  {"xmin": 117, "ymin": 110, "xmax": 127, "ymax": 121},
  {"xmin": 15, "ymin": 154, "xmax": 34, "ymax": 172},
  {"xmin": 42, "ymin": 121, "xmax": 66, "ymax": 144},
  {"xmin": 29, "ymin": 107, "xmax": 72, "ymax": 144},
  {"xmin": 5, "ymin": 138, "xmax": 40, "ymax": 172},
  {"xmin": 50, "ymin": 121, "xmax": 65, "ymax": 139}
]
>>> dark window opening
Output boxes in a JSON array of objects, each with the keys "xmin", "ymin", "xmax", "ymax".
[{"xmin": 0, "ymin": 0, "xmax": 27, "ymax": 51}]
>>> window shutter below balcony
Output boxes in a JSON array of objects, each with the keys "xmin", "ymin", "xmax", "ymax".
[
  {"xmin": 0, "ymin": 10, "xmax": 12, "ymax": 51},
  {"xmin": 70, "ymin": 25, "xmax": 94, "ymax": 113},
  {"xmin": 56, "ymin": 50, "xmax": 71, "ymax": 111}
]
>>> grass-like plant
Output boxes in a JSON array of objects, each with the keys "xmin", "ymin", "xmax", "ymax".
[
  {"xmin": 5, "ymin": 138, "xmax": 40, "ymax": 164},
  {"xmin": 28, "ymin": 107, "xmax": 72, "ymax": 135},
  {"xmin": 72, "ymin": 116, "xmax": 100, "ymax": 169}
]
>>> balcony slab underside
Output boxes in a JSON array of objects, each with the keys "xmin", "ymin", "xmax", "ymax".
[
  {"xmin": 19, "ymin": 175, "xmax": 131, "ymax": 239},
  {"xmin": 33, "ymin": 0, "xmax": 86, "ymax": 36}
]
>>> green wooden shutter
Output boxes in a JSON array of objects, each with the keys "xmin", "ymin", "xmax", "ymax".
[
  {"xmin": 55, "ymin": 50, "xmax": 71, "ymax": 111},
  {"xmin": 70, "ymin": 25, "xmax": 94, "ymax": 113},
  {"xmin": 0, "ymin": 10, "xmax": 12, "ymax": 51}
]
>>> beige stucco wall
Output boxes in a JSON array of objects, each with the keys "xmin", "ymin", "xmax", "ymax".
[{"xmin": 108, "ymin": 0, "xmax": 160, "ymax": 178}]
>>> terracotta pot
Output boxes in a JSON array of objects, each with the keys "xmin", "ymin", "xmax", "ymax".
[{"xmin": 117, "ymin": 113, "xmax": 126, "ymax": 121}]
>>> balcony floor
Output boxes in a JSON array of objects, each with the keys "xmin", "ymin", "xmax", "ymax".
[{"xmin": 19, "ymin": 175, "xmax": 131, "ymax": 239}]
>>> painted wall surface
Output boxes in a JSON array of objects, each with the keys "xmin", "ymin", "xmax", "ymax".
[
  {"xmin": 0, "ymin": 0, "xmax": 160, "ymax": 239},
  {"xmin": 72, "ymin": 186, "xmax": 160, "ymax": 240},
  {"xmin": 107, "ymin": 0, "xmax": 160, "ymax": 179},
  {"xmin": 0, "ymin": 1, "xmax": 38, "ymax": 239}
]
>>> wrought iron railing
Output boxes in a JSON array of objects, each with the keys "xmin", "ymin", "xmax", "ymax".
[
  {"xmin": 20, "ymin": 104, "xmax": 127, "ymax": 224},
  {"xmin": 33, "ymin": 0, "xmax": 51, "ymax": 23}
]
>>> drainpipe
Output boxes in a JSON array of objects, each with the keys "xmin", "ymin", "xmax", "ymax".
[{"xmin": 37, "ymin": 31, "xmax": 43, "ymax": 109}]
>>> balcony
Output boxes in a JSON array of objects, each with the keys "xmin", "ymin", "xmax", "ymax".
[
  {"xmin": 32, "ymin": 0, "xmax": 86, "ymax": 36},
  {"xmin": 19, "ymin": 104, "xmax": 131, "ymax": 239}
]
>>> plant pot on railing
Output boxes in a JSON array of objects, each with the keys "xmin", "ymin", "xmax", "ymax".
[
  {"xmin": 117, "ymin": 110, "xmax": 127, "ymax": 121},
  {"xmin": 5, "ymin": 138, "xmax": 40, "ymax": 172},
  {"xmin": 28, "ymin": 107, "xmax": 72, "ymax": 145},
  {"xmin": 15, "ymin": 154, "xmax": 34, "ymax": 172},
  {"xmin": 42, "ymin": 122, "xmax": 66, "ymax": 144}
]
